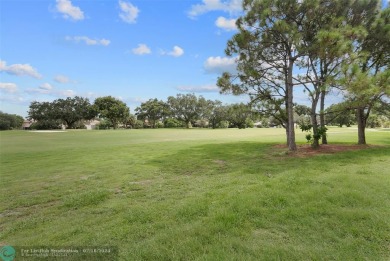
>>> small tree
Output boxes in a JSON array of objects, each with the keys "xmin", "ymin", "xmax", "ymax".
[{"xmin": 340, "ymin": 7, "xmax": 390, "ymax": 144}]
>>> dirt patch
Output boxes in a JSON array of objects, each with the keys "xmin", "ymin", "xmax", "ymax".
[
  {"xmin": 128, "ymin": 180, "xmax": 153, "ymax": 185},
  {"xmin": 272, "ymin": 144, "xmax": 375, "ymax": 158},
  {"xmin": 213, "ymin": 160, "xmax": 227, "ymax": 166}
]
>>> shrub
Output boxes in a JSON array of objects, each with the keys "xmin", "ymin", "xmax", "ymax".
[
  {"xmin": 164, "ymin": 118, "xmax": 183, "ymax": 128},
  {"xmin": 134, "ymin": 120, "xmax": 144, "ymax": 129}
]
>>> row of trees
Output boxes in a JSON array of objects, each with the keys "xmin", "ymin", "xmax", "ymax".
[
  {"xmin": 28, "ymin": 96, "xmax": 130, "ymax": 129},
  {"xmin": 0, "ymin": 112, "xmax": 24, "ymax": 130},
  {"xmin": 26, "ymin": 92, "xmax": 388, "ymax": 131},
  {"xmin": 217, "ymin": 0, "xmax": 389, "ymax": 149},
  {"xmin": 26, "ymin": 94, "xmax": 258, "ymax": 130},
  {"xmin": 135, "ymin": 94, "xmax": 256, "ymax": 129}
]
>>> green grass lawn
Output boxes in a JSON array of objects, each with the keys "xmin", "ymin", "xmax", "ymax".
[{"xmin": 1, "ymin": 128, "xmax": 389, "ymax": 260}]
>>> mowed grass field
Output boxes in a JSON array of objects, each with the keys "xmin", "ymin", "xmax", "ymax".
[{"xmin": 1, "ymin": 127, "xmax": 390, "ymax": 260}]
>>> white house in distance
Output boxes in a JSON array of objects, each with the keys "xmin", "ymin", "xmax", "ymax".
[
  {"xmin": 22, "ymin": 120, "xmax": 34, "ymax": 130},
  {"xmin": 84, "ymin": 119, "xmax": 100, "ymax": 130}
]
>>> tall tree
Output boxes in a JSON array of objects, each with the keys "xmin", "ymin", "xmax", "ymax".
[
  {"xmin": 226, "ymin": 103, "xmax": 253, "ymax": 129},
  {"xmin": 208, "ymin": 101, "xmax": 229, "ymax": 129},
  {"xmin": 217, "ymin": 0, "xmax": 317, "ymax": 151},
  {"xmin": 53, "ymin": 96, "xmax": 96, "ymax": 129},
  {"xmin": 94, "ymin": 96, "xmax": 130, "ymax": 129},
  {"xmin": 0, "ymin": 112, "xmax": 24, "ymax": 130},
  {"xmin": 287, "ymin": 0, "xmax": 379, "ymax": 147},
  {"xmin": 135, "ymin": 98, "xmax": 169, "ymax": 128},
  {"xmin": 341, "ymin": 7, "xmax": 390, "ymax": 144},
  {"xmin": 28, "ymin": 101, "xmax": 53, "ymax": 122},
  {"xmin": 167, "ymin": 93, "xmax": 206, "ymax": 128}
]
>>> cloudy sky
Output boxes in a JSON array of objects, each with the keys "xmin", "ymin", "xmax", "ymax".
[
  {"xmin": 0, "ymin": 0, "xmax": 246, "ymax": 117},
  {"xmin": 1, "ymin": 0, "xmax": 388, "ymax": 117}
]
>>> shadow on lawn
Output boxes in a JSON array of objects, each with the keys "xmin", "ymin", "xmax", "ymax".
[{"xmin": 150, "ymin": 141, "xmax": 390, "ymax": 177}]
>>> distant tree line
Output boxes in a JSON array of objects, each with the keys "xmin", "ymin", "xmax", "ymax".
[
  {"xmin": 23, "ymin": 92, "xmax": 390, "ymax": 132},
  {"xmin": 0, "ymin": 112, "xmax": 24, "ymax": 130},
  {"xmin": 25, "ymin": 94, "xmax": 259, "ymax": 130}
]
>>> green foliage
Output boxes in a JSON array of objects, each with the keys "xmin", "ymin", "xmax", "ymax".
[
  {"xmin": 216, "ymin": 120, "xmax": 229, "ymax": 129},
  {"xmin": 123, "ymin": 114, "xmax": 137, "ymax": 129},
  {"xmin": 94, "ymin": 96, "xmax": 130, "ymax": 129},
  {"xmin": 135, "ymin": 99, "xmax": 169, "ymax": 128},
  {"xmin": 155, "ymin": 121, "xmax": 164, "ymax": 128},
  {"xmin": 299, "ymin": 123, "xmax": 328, "ymax": 146},
  {"xmin": 28, "ymin": 97, "xmax": 96, "ymax": 129},
  {"xmin": 97, "ymin": 119, "xmax": 112, "ymax": 130},
  {"xmin": 0, "ymin": 112, "xmax": 24, "ymax": 130},
  {"xmin": 325, "ymin": 102, "xmax": 356, "ymax": 127},
  {"xmin": 52, "ymin": 96, "xmax": 96, "ymax": 128},
  {"xmin": 226, "ymin": 103, "xmax": 253, "ymax": 129},
  {"xmin": 208, "ymin": 101, "xmax": 228, "ymax": 129},
  {"xmin": 245, "ymin": 118, "xmax": 254, "ymax": 128},
  {"xmin": 28, "ymin": 101, "xmax": 52, "ymax": 122},
  {"xmin": 163, "ymin": 118, "xmax": 183, "ymax": 128},
  {"xmin": 30, "ymin": 120, "xmax": 62, "ymax": 130},
  {"xmin": 134, "ymin": 120, "xmax": 144, "ymax": 129},
  {"xmin": 367, "ymin": 114, "xmax": 382, "ymax": 128},
  {"xmin": 167, "ymin": 94, "xmax": 212, "ymax": 128}
]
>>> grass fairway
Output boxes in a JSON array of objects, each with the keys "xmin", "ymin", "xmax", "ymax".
[{"xmin": 1, "ymin": 128, "xmax": 390, "ymax": 260}]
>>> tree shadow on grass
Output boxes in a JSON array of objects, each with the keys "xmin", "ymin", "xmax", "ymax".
[{"xmin": 150, "ymin": 141, "xmax": 390, "ymax": 178}]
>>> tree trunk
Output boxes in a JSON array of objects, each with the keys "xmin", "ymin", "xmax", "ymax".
[
  {"xmin": 311, "ymin": 93, "xmax": 320, "ymax": 149},
  {"xmin": 186, "ymin": 121, "xmax": 192, "ymax": 129},
  {"xmin": 356, "ymin": 107, "xmax": 366, "ymax": 145},
  {"xmin": 320, "ymin": 90, "xmax": 327, "ymax": 144},
  {"xmin": 287, "ymin": 59, "xmax": 297, "ymax": 151},
  {"xmin": 285, "ymin": 126, "xmax": 289, "ymax": 146}
]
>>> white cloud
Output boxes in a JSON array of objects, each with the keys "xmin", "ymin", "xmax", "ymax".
[
  {"xmin": 119, "ymin": 0, "xmax": 139, "ymax": 24},
  {"xmin": 0, "ymin": 83, "xmax": 18, "ymax": 93},
  {"xmin": 132, "ymin": 44, "xmax": 151, "ymax": 55},
  {"xmin": 177, "ymin": 84, "xmax": 219, "ymax": 93},
  {"xmin": 166, "ymin": 46, "xmax": 184, "ymax": 57},
  {"xmin": 204, "ymin": 56, "xmax": 237, "ymax": 74},
  {"xmin": 56, "ymin": 0, "xmax": 84, "ymax": 21},
  {"xmin": 188, "ymin": 0, "xmax": 242, "ymax": 18},
  {"xmin": 215, "ymin": 16, "xmax": 237, "ymax": 31},
  {"xmin": 39, "ymin": 83, "xmax": 54, "ymax": 90},
  {"xmin": 25, "ymin": 88, "xmax": 51, "ymax": 95},
  {"xmin": 54, "ymin": 75, "xmax": 70, "ymax": 83},
  {"xmin": 65, "ymin": 36, "xmax": 111, "ymax": 46},
  {"xmin": 0, "ymin": 60, "xmax": 42, "ymax": 79},
  {"xmin": 25, "ymin": 84, "xmax": 75, "ymax": 97},
  {"xmin": 100, "ymin": 39, "xmax": 111, "ymax": 46},
  {"xmin": 59, "ymin": 89, "xmax": 76, "ymax": 97}
]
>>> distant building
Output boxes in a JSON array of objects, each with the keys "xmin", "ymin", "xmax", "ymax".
[
  {"xmin": 22, "ymin": 120, "xmax": 34, "ymax": 130},
  {"xmin": 84, "ymin": 119, "xmax": 100, "ymax": 130}
]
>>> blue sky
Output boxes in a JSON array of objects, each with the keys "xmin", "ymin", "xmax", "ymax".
[
  {"xmin": 1, "ymin": 0, "xmax": 388, "ymax": 117},
  {"xmin": 0, "ymin": 0, "xmax": 245, "ymax": 117}
]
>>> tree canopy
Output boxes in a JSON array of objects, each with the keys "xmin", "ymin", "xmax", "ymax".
[{"xmin": 94, "ymin": 96, "xmax": 130, "ymax": 129}]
